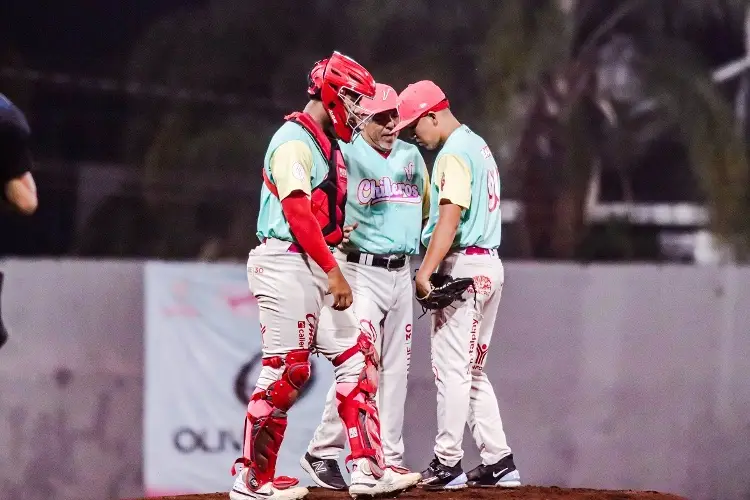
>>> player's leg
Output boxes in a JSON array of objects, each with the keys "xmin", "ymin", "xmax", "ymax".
[
  {"xmin": 303, "ymin": 260, "xmax": 388, "ymax": 489},
  {"xmin": 315, "ymin": 315, "xmax": 421, "ymax": 498},
  {"xmin": 230, "ymin": 249, "xmax": 325, "ymax": 500},
  {"xmin": 300, "ymin": 299, "xmax": 354, "ymax": 490},
  {"xmin": 301, "ymin": 380, "xmax": 348, "ymax": 489},
  {"xmin": 420, "ymin": 253, "xmax": 481, "ymax": 490},
  {"xmin": 463, "ymin": 260, "xmax": 520, "ymax": 488},
  {"xmin": 378, "ymin": 265, "xmax": 414, "ymax": 469}
]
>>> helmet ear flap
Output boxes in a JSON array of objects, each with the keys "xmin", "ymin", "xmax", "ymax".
[{"xmin": 307, "ymin": 58, "xmax": 328, "ymax": 99}]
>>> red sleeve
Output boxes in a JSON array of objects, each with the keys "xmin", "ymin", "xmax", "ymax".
[{"xmin": 281, "ymin": 192, "xmax": 338, "ymax": 274}]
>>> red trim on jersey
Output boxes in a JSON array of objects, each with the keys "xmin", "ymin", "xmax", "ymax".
[{"xmin": 262, "ymin": 168, "xmax": 278, "ymax": 196}]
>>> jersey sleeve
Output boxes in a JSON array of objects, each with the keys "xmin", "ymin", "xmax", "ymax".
[
  {"xmin": 435, "ymin": 154, "xmax": 472, "ymax": 209},
  {"xmin": 269, "ymin": 140, "xmax": 314, "ymax": 200},
  {"xmin": 421, "ymin": 163, "xmax": 431, "ymax": 220}
]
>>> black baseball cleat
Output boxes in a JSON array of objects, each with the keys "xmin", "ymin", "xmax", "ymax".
[
  {"xmin": 418, "ymin": 456, "xmax": 467, "ymax": 490},
  {"xmin": 466, "ymin": 453, "xmax": 522, "ymax": 487},
  {"xmin": 299, "ymin": 452, "xmax": 348, "ymax": 490}
]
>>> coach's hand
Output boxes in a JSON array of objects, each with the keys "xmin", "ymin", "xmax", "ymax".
[
  {"xmin": 338, "ymin": 221, "xmax": 359, "ymax": 250},
  {"xmin": 328, "ymin": 267, "xmax": 353, "ymax": 310}
]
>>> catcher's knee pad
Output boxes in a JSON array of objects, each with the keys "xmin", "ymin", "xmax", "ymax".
[
  {"xmin": 234, "ymin": 350, "xmax": 311, "ymax": 488},
  {"xmin": 263, "ymin": 350, "xmax": 311, "ymax": 412},
  {"xmin": 333, "ymin": 334, "xmax": 385, "ymax": 477},
  {"xmin": 333, "ymin": 332, "xmax": 380, "ymax": 395}
]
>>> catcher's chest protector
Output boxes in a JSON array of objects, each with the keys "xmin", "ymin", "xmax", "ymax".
[{"xmin": 262, "ymin": 112, "xmax": 348, "ymax": 246}]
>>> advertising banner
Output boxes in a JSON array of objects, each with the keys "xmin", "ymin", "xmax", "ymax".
[{"xmin": 143, "ymin": 262, "xmax": 340, "ymax": 495}]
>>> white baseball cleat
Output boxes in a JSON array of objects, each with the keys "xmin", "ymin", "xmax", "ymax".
[
  {"xmin": 348, "ymin": 458, "xmax": 421, "ymax": 498},
  {"xmin": 229, "ymin": 467, "xmax": 309, "ymax": 500},
  {"xmin": 387, "ymin": 465, "xmax": 422, "ymax": 486}
]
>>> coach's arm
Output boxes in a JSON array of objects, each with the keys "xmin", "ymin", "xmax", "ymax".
[
  {"xmin": 0, "ymin": 108, "xmax": 38, "ymax": 215},
  {"xmin": 4, "ymin": 171, "xmax": 38, "ymax": 215}
]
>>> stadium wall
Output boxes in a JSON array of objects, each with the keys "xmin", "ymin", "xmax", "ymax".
[{"xmin": 0, "ymin": 259, "xmax": 749, "ymax": 500}]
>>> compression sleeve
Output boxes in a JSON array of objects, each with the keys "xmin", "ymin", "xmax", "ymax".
[{"xmin": 281, "ymin": 192, "xmax": 338, "ymax": 273}]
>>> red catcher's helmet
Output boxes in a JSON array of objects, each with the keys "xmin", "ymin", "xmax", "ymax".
[
  {"xmin": 320, "ymin": 51, "xmax": 376, "ymax": 143},
  {"xmin": 307, "ymin": 58, "xmax": 328, "ymax": 99}
]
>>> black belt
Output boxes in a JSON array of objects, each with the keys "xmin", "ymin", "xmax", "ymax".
[{"xmin": 346, "ymin": 252, "xmax": 407, "ymax": 270}]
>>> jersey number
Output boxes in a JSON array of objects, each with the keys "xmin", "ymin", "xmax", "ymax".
[{"xmin": 487, "ymin": 169, "xmax": 500, "ymax": 212}]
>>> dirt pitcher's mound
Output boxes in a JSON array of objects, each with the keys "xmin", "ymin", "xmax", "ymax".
[{"xmin": 130, "ymin": 485, "xmax": 688, "ymax": 500}]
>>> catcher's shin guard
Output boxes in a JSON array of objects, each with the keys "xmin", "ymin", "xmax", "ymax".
[
  {"xmin": 333, "ymin": 333, "xmax": 386, "ymax": 478},
  {"xmin": 232, "ymin": 350, "xmax": 311, "ymax": 489}
]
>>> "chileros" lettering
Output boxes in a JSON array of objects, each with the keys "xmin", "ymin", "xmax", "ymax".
[{"xmin": 357, "ymin": 177, "xmax": 420, "ymax": 205}]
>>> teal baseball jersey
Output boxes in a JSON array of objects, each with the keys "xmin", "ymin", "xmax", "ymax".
[
  {"xmin": 421, "ymin": 125, "xmax": 502, "ymax": 249},
  {"xmin": 256, "ymin": 121, "xmax": 330, "ymax": 242},
  {"xmin": 339, "ymin": 136, "xmax": 429, "ymax": 255}
]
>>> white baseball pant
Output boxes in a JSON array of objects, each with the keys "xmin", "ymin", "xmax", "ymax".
[
  {"xmin": 430, "ymin": 250, "xmax": 513, "ymax": 467},
  {"xmin": 307, "ymin": 250, "xmax": 413, "ymax": 467},
  {"xmin": 246, "ymin": 239, "xmax": 362, "ymax": 390}
]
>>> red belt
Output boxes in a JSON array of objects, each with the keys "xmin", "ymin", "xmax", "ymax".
[
  {"xmin": 286, "ymin": 243, "xmax": 303, "ymax": 253},
  {"xmin": 465, "ymin": 246, "xmax": 492, "ymax": 255},
  {"xmin": 463, "ymin": 246, "xmax": 499, "ymax": 257}
]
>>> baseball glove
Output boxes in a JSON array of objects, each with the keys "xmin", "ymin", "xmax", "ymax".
[{"xmin": 416, "ymin": 273, "xmax": 475, "ymax": 311}]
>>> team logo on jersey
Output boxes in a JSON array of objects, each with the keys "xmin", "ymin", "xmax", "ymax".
[
  {"xmin": 473, "ymin": 343, "xmax": 489, "ymax": 371},
  {"xmin": 404, "ymin": 162, "xmax": 415, "ymax": 182},
  {"xmin": 468, "ymin": 275, "xmax": 492, "ymax": 296},
  {"xmin": 357, "ymin": 177, "xmax": 421, "ymax": 205},
  {"xmin": 292, "ymin": 162, "xmax": 306, "ymax": 181}
]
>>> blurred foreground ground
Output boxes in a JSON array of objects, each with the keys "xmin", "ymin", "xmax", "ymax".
[{"xmin": 128, "ymin": 486, "xmax": 688, "ymax": 500}]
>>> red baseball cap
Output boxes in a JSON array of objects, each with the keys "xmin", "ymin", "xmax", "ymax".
[
  {"xmin": 393, "ymin": 80, "xmax": 449, "ymax": 133},
  {"xmin": 359, "ymin": 83, "xmax": 398, "ymax": 116}
]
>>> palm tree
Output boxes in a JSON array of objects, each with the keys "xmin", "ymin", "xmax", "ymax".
[
  {"xmin": 483, "ymin": 0, "xmax": 750, "ymax": 260},
  {"xmin": 74, "ymin": 0, "xmax": 750, "ymax": 261}
]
